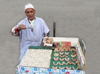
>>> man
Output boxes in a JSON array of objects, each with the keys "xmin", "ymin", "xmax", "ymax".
[{"xmin": 11, "ymin": 3, "xmax": 50, "ymax": 62}]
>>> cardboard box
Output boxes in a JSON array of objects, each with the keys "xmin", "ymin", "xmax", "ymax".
[{"xmin": 60, "ymin": 41, "xmax": 71, "ymax": 47}]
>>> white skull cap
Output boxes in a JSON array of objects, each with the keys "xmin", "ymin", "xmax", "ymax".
[{"xmin": 25, "ymin": 3, "xmax": 34, "ymax": 11}]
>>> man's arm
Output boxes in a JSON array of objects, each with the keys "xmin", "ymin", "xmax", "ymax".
[
  {"xmin": 44, "ymin": 31, "xmax": 50, "ymax": 37},
  {"xmin": 11, "ymin": 26, "xmax": 19, "ymax": 36},
  {"xmin": 11, "ymin": 25, "xmax": 26, "ymax": 36}
]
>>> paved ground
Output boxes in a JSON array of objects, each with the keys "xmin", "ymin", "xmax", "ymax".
[{"xmin": 0, "ymin": 0, "xmax": 100, "ymax": 74}]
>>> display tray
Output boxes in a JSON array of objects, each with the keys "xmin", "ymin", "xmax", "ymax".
[
  {"xmin": 19, "ymin": 46, "xmax": 52, "ymax": 68},
  {"xmin": 27, "ymin": 46, "xmax": 80, "ymax": 70},
  {"xmin": 16, "ymin": 46, "xmax": 85, "ymax": 74},
  {"xmin": 50, "ymin": 47, "xmax": 80, "ymax": 70},
  {"xmin": 28, "ymin": 46, "xmax": 52, "ymax": 49}
]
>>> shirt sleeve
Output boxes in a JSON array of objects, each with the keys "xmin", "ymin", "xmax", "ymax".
[
  {"xmin": 11, "ymin": 26, "xmax": 19, "ymax": 36},
  {"xmin": 42, "ymin": 19, "xmax": 50, "ymax": 35},
  {"xmin": 11, "ymin": 19, "xmax": 24, "ymax": 36}
]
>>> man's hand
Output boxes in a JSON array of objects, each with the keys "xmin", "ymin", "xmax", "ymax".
[
  {"xmin": 40, "ymin": 42, "xmax": 44, "ymax": 46},
  {"xmin": 17, "ymin": 25, "xmax": 26, "ymax": 31}
]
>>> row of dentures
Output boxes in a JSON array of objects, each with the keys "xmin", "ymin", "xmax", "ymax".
[
  {"xmin": 54, "ymin": 54, "xmax": 76, "ymax": 58},
  {"xmin": 54, "ymin": 48, "xmax": 76, "ymax": 52},
  {"xmin": 59, "ymin": 52, "xmax": 69, "ymax": 55},
  {"xmin": 53, "ymin": 61, "xmax": 77, "ymax": 66},
  {"xmin": 52, "ymin": 66, "xmax": 78, "ymax": 70},
  {"xmin": 54, "ymin": 57, "xmax": 77, "ymax": 61}
]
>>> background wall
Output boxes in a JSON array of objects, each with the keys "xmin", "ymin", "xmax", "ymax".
[{"xmin": 0, "ymin": 0, "xmax": 100, "ymax": 74}]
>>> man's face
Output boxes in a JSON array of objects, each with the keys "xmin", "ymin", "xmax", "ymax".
[{"xmin": 25, "ymin": 8, "xmax": 35, "ymax": 21}]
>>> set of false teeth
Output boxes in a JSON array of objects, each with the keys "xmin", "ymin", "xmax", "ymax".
[
  {"xmin": 71, "ymin": 54, "xmax": 76, "ymax": 57},
  {"xmin": 60, "ymin": 55, "xmax": 69, "ymax": 58},
  {"xmin": 52, "ymin": 66, "xmax": 78, "ymax": 70},
  {"xmin": 59, "ymin": 52, "xmax": 69, "ymax": 55},
  {"xmin": 53, "ymin": 57, "xmax": 70, "ymax": 61},
  {"xmin": 53, "ymin": 61, "xmax": 77, "ymax": 66},
  {"xmin": 54, "ymin": 48, "xmax": 71, "ymax": 52}
]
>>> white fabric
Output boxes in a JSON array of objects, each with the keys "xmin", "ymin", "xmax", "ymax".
[
  {"xmin": 11, "ymin": 26, "xmax": 18, "ymax": 35},
  {"xmin": 13, "ymin": 17, "xmax": 49, "ymax": 61},
  {"xmin": 25, "ymin": 3, "xmax": 34, "ymax": 11}
]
